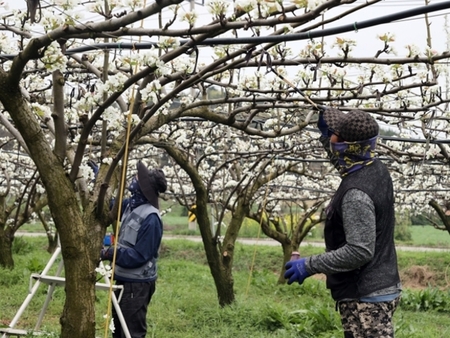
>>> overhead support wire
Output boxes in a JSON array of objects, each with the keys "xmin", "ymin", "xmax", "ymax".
[
  {"xmin": 175, "ymin": 118, "xmax": 450, "ymax": 145},
  {"xmin": 198, "ymin": 1, "xmax": 450, "ymax": 45},
  {"xmin": 1, "ymin": 1, "xmax": 450, "ymax": 60}
]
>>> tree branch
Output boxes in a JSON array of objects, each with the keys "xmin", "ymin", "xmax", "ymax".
[
  {"xmin": 428, "ymin": 199, "xmax": 450, "ymax": 234},
  {"xmin": 52, "ymin": 70, "xmax": 67, "ymax": 162},
  {"xmin": 8, "ymin": 0, "xmax": 185, "ymax": 85}
]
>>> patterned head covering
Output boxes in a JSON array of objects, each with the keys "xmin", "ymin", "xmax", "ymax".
[
  {"xmin": 337, "ymin": 110, "xmax": 379, "ymax": 142},
  {"xmin": 322, "ymin": 107, "xmax": 345, "ymax": 135},
  {"xmin": 322, "ymin": 108, "xmax": 379, "ymax": 141},
  {"xmin": 137, "ymin": 162, "xmax": 167, "ymax": 208}
]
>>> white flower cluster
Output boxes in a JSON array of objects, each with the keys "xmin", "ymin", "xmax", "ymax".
[
  {"xmin": 103, "ymin": 73, "xmax": 129, "ymax": 93},
  {"xmin": 0, "ymin": 149, "xmax": 9, "ymax": 170},
  {"xmin": 231, "ymin": 0, "xmax": 286, "ymax": 17},
  {"xmin": 0, "ymin": 149, "xmax": 40, "ymax": 197},
  {"xmin": 123, "ymin": 0, "xmax": 146, "ymax": 10},
  {"xmin": 234, "ymin": 0, "xmax": 257, "ymax": 13},
  {"xmin": 88, "ymin": 0, "xmax": 126, "ymax": 12},
  {"xmin": 40, "ymin": 9, "xmax": 67, "ymax": 31},
  {"xmin": 102, "ymin": 106, "xmax": 125, "ymax": 137},
  {"xmin": 424, "ymin": 47, "xmax": 438, "ymax": 59},
  {"xmin": 21, "ymin": 74, "xmax": 49, "ymax": 93},
  {"xmin": 207, "ymin": 0, "xmax": 230, "ymax": 16},
  {"xmin": 31, "ymin": 102, "xmax": 53, "ymax": 121},
  {"xmin": 158, "ymin": 36, "xmax": 181, "ymax": 50},
  {"xmin": 331, "ymin": 37, "xmax": 357, "ymax": 56},
  {"xmin": 180, "ymin": 11, "xmax": 198, "ymax": 26},
  {"xmin": 52, "ymin": 0, "xmax": 79, "ymax": 10},
  {"xmin": 213, "ymin": 46, "xmax": 231, "ymax": 60},
  {"xmin": 405, "ymin": 44, "xmax": 421, "ymax": 58},
  {"xmin": 141, "ymin": 80, "xmax": 161, "ymax": 103},
  {"xmin": 0, "ymin": 33, "xmax": 17, "ymax": 54},
  {"xmin": 298, "ymin": 40, "xmax": 325, "ymax": 59},
  {"xmin": 40, "ymin": 42, "xmax": 68, "ymax": 72},
  {"xmin": 238, "ymin": 70, "xmax": 275, "ymax": 91},
  {"xmin": 95, "ymin": 264, "xmax": 112, "ymax": 278},
  {"xmin": 170, "ymin": 54, "xmax": 194, "ymax": 74},
  {"xmin": 101, "ymin": 157, "xmax": 113, "ymax": 166}
]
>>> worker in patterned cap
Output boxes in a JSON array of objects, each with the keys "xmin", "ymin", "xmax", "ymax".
[
  {"xmin": 285, "ymin": 108, "xmax": 401, "ymax": 338},
  {"xmin": 101, "ymin": 162, "xmax": 167, "ymax": 338}
]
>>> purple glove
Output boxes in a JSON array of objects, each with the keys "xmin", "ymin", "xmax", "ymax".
[
  {"xmin": 100, "ymin": 247, "xmax": 114, "ymax": 261},
  {"xmin": 284, "ymin": 258, "xmax": 311, "ymax": 285}
]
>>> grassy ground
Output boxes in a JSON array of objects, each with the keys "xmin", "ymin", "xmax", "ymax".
[
  {"xmin": 408, "ymin": 225, "xmax": 450, "ymax": 248},
  {"xmin": 1, "ymin": 237, "xmax": 450, "ymax": 337}
]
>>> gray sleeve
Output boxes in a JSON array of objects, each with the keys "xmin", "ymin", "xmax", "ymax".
[{"xmin": 306, "ymin": 189, "xmax": 376, "ymax": 275}]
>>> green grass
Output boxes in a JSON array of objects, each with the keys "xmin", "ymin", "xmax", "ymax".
[
  {"xmin": 408, "ymin": 225, "xmax": 450, "ymax": 248},
  {"xmin": 2, "ymin": 237, "xmax": 450, "ymax": 337}
]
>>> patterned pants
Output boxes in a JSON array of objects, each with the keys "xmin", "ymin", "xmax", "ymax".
[{"xmin": 338, "ymin": 297, "xmax": 400, "ymax": 338}]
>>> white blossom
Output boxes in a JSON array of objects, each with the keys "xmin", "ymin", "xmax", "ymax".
[{"xmin": 41, "ymin": 42, "xmax": 68, "ymax": 72}]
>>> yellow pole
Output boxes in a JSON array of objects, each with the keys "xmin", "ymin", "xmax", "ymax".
[{"xmin": 103, "ymin": 0, "xmax": 147, "ymax": 336}]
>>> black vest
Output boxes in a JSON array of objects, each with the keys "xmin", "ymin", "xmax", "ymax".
[{"xmin": 324, "ymin": 159, "xmax": 400, "ymax": 301}]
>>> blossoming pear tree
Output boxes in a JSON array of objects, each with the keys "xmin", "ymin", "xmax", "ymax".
[
  {"xmin": 0, "ymin": 0, "xmax": 449, "ymax": 336},
  {"xmin": 0, "ymin": 135, "xmax": 54, "ymax": 268}
]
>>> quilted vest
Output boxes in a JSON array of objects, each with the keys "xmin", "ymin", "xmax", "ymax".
[
  {"xmin": 324, "ymin": 159, "xmax": 400, "ymax": 301},
  {"xmin": 114, "ymin": 204, "xmax": 161, "ymax": 281}
]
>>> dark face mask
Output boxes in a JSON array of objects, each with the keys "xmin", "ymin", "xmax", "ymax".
[{"xmin": 127, "ymin": 176, "xmax": 140, "ymax": 194}]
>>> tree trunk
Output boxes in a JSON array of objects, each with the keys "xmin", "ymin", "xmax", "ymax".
[
  {"xmin": 46, "ymin": 233, "xmax": 58, "ymax": 254},
  {"xmin": 214, "ymin": 265, "xmax": 236, "ymax": 307},
  {"xmin": 38, "ymin": 210, "xmax": 58, "ymax": 253},
  {"xmin": 0, "ymin": 194, "xmax": 14, "ymax": 269},
  {"xmin": 58, "ymin": 205, "xmax": 105, "ymax": 338},
  {"xmin": 201, "ymin": 198, "xmax": 253, "ymax": 306},
  {"xmin": 195, "ymin": 191, "xmax": 237, "ymax": 306},
  {"xmin": 163, "ymin": 145, "xmax": 238, "ymax": 306},
  {"xmin": 0, "ymin": 74, "xmax": 107, "ymax": 338},
  {"xmin": 214, "ymin": 237, "xmax": 236, "ymax": 307},
  {"xmin": 277, "ymin": 244, "xmax": 292, "ymax": 284},
  {"xmin": 0, "ymin": 229, "xmax": 14, "ymax": 269},
  {"xmin": 195, "ymin": 198, "xmax": 234, "ymax": 306},
  {"xmin": 0, "ymin": 189, "xmax": 50, "ymax": 267}
]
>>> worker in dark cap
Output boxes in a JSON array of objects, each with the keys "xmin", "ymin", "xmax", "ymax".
[
  {"xmin": 101, "ymin": 162, "xmax": 167, "ymax": 338},
  {"xmin": 285, "ymin": 109, "xmax": 401, "ymax": 338}
]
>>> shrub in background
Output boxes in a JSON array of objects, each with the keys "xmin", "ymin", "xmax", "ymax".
[{"xmin": 395, "ymin": 210, "xmax": 412, "ymax": 242}]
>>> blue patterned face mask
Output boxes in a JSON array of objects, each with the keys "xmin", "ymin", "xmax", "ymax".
[
  {"xmin": 127, "ymin": 176, "xmax": 148, "ymax": 209},
  {"xmin": 330, "ymin": 136, "xmax": 378, "ymax": 176},
  {"xmin": 128, "ymin": 176, "xmax": 140, "ymax": 193}
]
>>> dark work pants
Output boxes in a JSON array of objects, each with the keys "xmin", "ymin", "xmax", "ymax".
[{"xmin": 112, "ymin": 281, "xmax": 156, "ymax": 338}]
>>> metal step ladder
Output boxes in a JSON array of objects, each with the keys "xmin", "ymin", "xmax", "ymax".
[{"xmin": 0, "ymin": 245, "xmax": 130, "ymax": 338}]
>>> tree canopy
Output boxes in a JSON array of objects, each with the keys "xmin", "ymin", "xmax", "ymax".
[{"xmin": 0, "ymin": 0, "xmax": 449, "ymax": 336}]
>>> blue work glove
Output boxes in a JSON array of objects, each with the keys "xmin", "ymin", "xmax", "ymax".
[
  {"xmin": 100, "ymin": 247, "xmax": 114, "ymax": 261},
  {"xmin": 317, "ymin": 111, "xmax": 330, "ymax": 137},
  {"xmin": 87, "ymin": 160, "xmax": 99, "ymax": 178},
  {"xmin": 103, "ymin": 233, "xmax": 114, "ymax": 246},
  {"xmin": 284, "ymin": 258, "xmax": 311, "ymax": 285}
]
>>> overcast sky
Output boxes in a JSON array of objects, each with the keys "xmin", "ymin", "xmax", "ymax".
[{"xmin": 328, "ymin": 0, "xmax": 449, "ymax": 56}]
